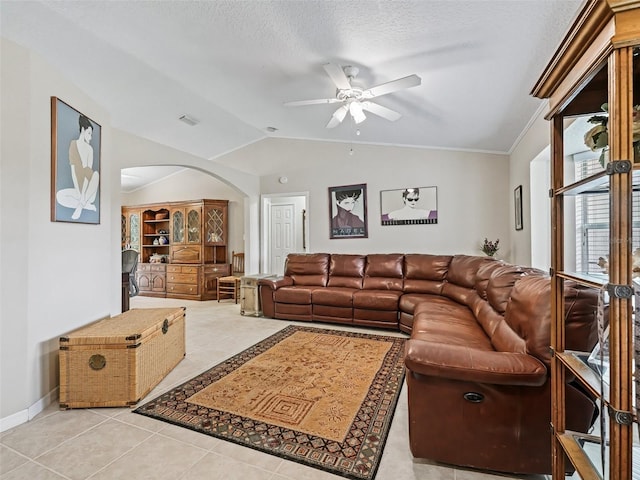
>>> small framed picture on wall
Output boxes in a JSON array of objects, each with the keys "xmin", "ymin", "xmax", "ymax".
[
  {"xmin": 514, "ymin": 185, "xmax": 523, "ymax": 231},
  {"xmin": 328, "ymin": 183, "xmax": 368, "ymax": 239}
]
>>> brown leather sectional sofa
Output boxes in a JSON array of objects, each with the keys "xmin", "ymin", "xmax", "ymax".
[{"xmin": 258, "ymin": 252, "xmax": 598, "ymax": 474}]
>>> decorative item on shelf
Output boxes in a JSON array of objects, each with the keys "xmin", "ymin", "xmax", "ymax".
[
  {"xmin": 481, "ymin": 238, "xmax": 499, "ymax": 257},
  {"xmin": 584, "ymin": 103, "xmax": 640, "ymax": 166},
  {"xmin": 149, "ymin": 253, "xmax": 163, "ymax": 263},
  {"xmin": 153, "ymin": 238, "xmax": 159, "ymax": 245},
  {"xmin": 157, "ymin": 229, "xmax": 168, "ymax": 234},
  {"xmin": 208, "ymin": 232, "xmax": 221, "ymax": 242},
  {"xmin": 597, "ymin": 248, "xmax": 640, "ymax": 277},
  {"xmin": 158, "ymin": 236, "xmax": 168, "ymax": 245}
]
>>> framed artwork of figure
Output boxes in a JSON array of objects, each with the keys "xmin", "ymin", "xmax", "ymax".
[
  {"xmin": 51, "ymin": 97, "xmax": 101, "ymax": 224},
  {"xmin": 380, "ymin": 186, "xmax": 437, "ymax": 225},
  {"xmin": 328, "ymin": 183, "xmax": 368, "ymax": 239}
]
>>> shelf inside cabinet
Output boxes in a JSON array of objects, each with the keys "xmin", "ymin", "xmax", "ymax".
[
  {"xmin": 556, "ymin": 167, "xmax": 640, "ymax": 197},
  {"xmin": 557, "ymin": 271, "xmax": 607, "ymax": 289},
  {"xmin": 558, "ymin": 351, "xmax": 605, "ymax": 400},
  {"xmin": 556, "ymin": 431, "xmax": 602, "ymax": 480}
]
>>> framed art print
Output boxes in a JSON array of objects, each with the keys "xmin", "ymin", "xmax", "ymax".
[
  {"xmin": 51, "ymin": 97, "xmax": 101, "ymax": 224},
  {"xmin": 328, "ymin": 183, "xmax": 368, "ymax": 239},
  {"xmin": 514, "ymin": 185, "xmax": 523, "ymax": 231},
  {"xmin": 380, "ymin": 186, "xmax": 437, "ymax": 225}
]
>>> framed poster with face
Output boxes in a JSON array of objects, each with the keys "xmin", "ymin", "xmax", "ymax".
[
  {"xmin": 380, "ymin": 186, "xmax": 437, "ymax": 225},
  {"xmin": 51, "ymin": 97, "xmax": 101, "ymax": 224},
  {"xmin": 328, "ymin": 183, "xmax": 368, "ymax": 239}
]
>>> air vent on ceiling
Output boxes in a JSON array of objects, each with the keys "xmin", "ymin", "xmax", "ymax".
[{"xmin": 178, "ymin": 114, "xmax": 199, "ymax": 126}]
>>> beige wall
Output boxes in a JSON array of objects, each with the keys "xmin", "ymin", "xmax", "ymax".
[
  {"xmin": 1, "ymin": 38, "xmax": 118, "ymax": 427},
  {"xmin": 249, "ymin": 138, "xmax": 511, "ymax": 258}
]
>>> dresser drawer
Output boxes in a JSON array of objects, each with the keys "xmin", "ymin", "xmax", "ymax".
[
  {"xmin": 166, "ymin": 273, "xmax": 198, "ymax": 284},
  {"xmin": 204, "ymin": 264, "xmax": 230, "ymax": 276},
  {"xmin": 166, "ymin": 283, "xmax": 199, "ymax": 295},
  {"xmin": 150, "ymin": 264, "xmax": 166, "ymax": 272},
  {"xmin": 167, "ymin": 265, "xmax": 199, "ymax": 274}
]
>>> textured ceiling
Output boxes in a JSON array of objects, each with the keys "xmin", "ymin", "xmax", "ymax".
[{"xmin": 1, "ymin": 0, "xmax": 583, "ymax": 190}]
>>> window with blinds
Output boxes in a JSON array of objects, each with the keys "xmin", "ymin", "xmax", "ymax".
[{"xmin": 574, "ymin": 157, "xmax": 640, "ymax": 275}]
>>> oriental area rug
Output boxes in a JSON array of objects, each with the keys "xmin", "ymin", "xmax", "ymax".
[{"xmin": 134, "ymin": 325, "xmax": 406, "ymax": 480}]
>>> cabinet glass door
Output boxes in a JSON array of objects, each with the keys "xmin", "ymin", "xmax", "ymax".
[
  {"xmin": 187, "ymin": 208, "xmax": 200, "ymax": 244},
  {"xmin": 206, "ymin": 206, "xmax": 225, "ymax": 244},
  {"xmin": 129, "ymin": 212, "xmax": 140, "ymax": 251},
  {"xmin": 172, "ymin": 210, "xmax": 184, "ymax": 244}
]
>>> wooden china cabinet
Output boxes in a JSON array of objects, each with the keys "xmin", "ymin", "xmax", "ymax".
[
  {"xmin": 121, "ymin": 199, "xmax": 229, "ymax": 300},
  {"xmin": 531, "ymin": 1, "xmax": 639, "ymax": 479}
]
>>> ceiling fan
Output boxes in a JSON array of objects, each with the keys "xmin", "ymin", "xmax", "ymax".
[{"xmin": 284, "ymin": 63, "xmax": 421, "ymax": 128}]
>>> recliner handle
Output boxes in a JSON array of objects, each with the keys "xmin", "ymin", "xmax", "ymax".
[{"xmin": 463, "ymin": 392, "xmax": 484, "ymax": 403}]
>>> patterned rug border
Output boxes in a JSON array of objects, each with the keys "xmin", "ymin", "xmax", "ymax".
[{"xmin": 134, "ymin": 325, "xmax": 407, "ymax": 480}]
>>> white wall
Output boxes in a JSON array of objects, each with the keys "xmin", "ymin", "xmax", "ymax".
[
  {"xmin": 509, "ymin": 105, "xmax": 552, "ymax": 267},
  {"xmin": 121, "ymin": 168, "xmax": 245, "ymax": 257},
  {"xmin": 246, "ymin": 139, "xmax": 511, "ymax": 258},
  {"xmin": 0, "ymin": 38, "xmax": 117, "ymax": 427}
]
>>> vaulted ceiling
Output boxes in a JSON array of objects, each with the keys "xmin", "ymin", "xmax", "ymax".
[{"xmin": 2, "ymin": 0, "xmax": 583, "ymax": 190}]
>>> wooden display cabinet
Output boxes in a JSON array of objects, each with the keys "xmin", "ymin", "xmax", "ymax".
[
  {"xmin": 122, "ymin": 199, "xmax": 229, "ymax": 300},
  {"xmin": 532, "ymin": 2, "xmax": 639, "ymax": 479}
]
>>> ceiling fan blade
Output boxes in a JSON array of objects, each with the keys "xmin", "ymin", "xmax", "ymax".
[
  {"xmin": 326, "ymin": 105, "xmax": 349, "ymax": 128},
  {"xmin": 360, "ymin": 101, "xmax": 402, "ymax": 121},
  {"xmin": 362, "ymin": 74, "xmax": 421, "ymax": 99},
  {"xmin": 323, "ymin": 63, "xmax": 352, "ymax": 90},
  {"xmin": 284, "ymin": 98, "xmax": 341, "ymax": 107}
]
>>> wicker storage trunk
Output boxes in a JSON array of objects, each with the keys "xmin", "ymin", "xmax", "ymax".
[{"xmin": 59, "ymin": 307, "xmax": 185, "ymax": 408}]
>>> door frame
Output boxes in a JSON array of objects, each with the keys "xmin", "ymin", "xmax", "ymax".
[{"xmin": 261, "ymin": 192, "xmax": 309, "ymax": 274}]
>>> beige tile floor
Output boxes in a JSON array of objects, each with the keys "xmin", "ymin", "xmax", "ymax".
[{"xmin": 0, "ymin": 296, "xmax": 549, "ymax": 480}]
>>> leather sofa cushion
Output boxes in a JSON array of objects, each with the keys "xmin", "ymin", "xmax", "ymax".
[
  {"xmin": 404, "ymin": 254, "xmax": 452, "ymax": 280},
  {"xmin": 285, "ymin": 253, "xmax": 330, "ymax": 286},
  {"xmin": 399, "ymin": 293, "xmax": 443, "ymax": 315},
  {"xmin": 273, "ymin": 286, "xmax": 316, "ymax": 304},
  {"xmin": 486, "ymin": 265, "xmax": 544, "ymax": 314},
  {"xmin": 474, "ymin": 260, "xmax": 506, "ymax": 300},
  {"xmin": 312, "ymin": 287, "xmax": 356, "ymax": 307},
  {"xmin": 564, "ymin": 281, "xmax": 598, "ymax": 352},
  {"xmin": 447, "ymin": 255, "xmax": 496, "ymax": 289},
  {"xmin": 363, "ymin": 254, "xmax": 404, "ymax": 290},
  {"xmin": 412, "ymin": 300, "xmax": 492, "ymax": 350},
  {"xmin": 503, "ymin": 275, "xmax": 551, "ymax": 363},
  {"xmin": 327, "ymin": 254, "xmax": 365, "ymax": 289},
  {"xmin": 353, "ymin": 289, "xmax": 402, "ymax": 310}
]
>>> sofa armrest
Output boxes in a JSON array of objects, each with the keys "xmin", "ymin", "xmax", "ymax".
[
  {"xmin": 404, "ymin": 339, "xmax": 548, "ymax": 386},
  {"xmin": 258, "ymin": 276, "xmax": 292, "ymax": 290}
]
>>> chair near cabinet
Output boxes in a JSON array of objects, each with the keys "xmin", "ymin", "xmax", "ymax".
[{"xmin": 216, "ymin": 252, "xmax": 244, "ymax": 303}]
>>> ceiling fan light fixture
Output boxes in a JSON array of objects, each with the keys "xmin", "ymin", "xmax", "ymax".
[{"xmin": 349, "ymin": 101, "xmax": 366, "ymax": 124}]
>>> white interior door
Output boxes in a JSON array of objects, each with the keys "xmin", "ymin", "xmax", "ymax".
[
  {"xmin": 262, "ymin": 193, "xmax": 308, "ymax": 275},
  {"xmin": 270, "ymin": 204, "xmax": 295, "ymax": 275}
]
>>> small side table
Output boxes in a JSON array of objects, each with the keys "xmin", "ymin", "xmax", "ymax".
[{"xmin": 240, "ymin": 274, "xmax": 276, "ymax": 316}]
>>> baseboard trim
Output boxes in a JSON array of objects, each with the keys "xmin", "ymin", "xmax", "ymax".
[{"xmin": 0, "ymin": 387, "xmax": 58, "ymax": 432}]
